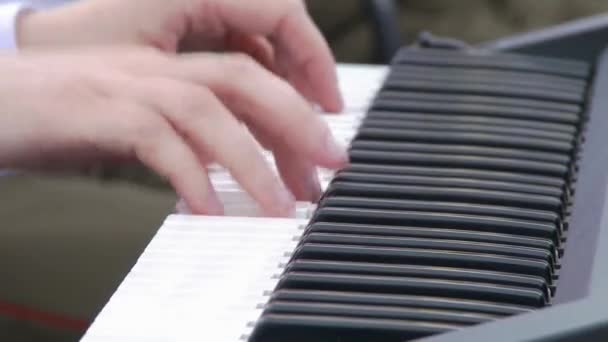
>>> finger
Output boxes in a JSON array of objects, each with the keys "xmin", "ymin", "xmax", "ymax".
[
  {"xmin": 179, "ymin": 31, "xmax": 278, "ymax": 75},
  {"xmin": 90, "ymin": 100, "xmax": 223, "ymax": 215},
  {"xmin": 225, "ymin": 33, "xmax": 277, "ymax": 74},
  {"xmin": 247, "ymin": 122, "xmax": 321, "ymax": 202},
  {"xmin": 275, "ymin": 148, "xmax": 322, "ymax": 202},
  {"xmin": 112, "ymin": 52, "xmax": 348, "ymax": 170},
  {"xmin": 67, "ymin": 51, "xmax": 348, "ymax": 169},
  {"xmin": 214, "ymin": 0, "xmax": 343, "ymax": 112},
  {"xmin": 280, "ymin": 60, "xmax": 319, "ymax": 109},
  {"xmin": 204, "ymin": 54, "xmax": 348, "ymax": 169},
  {"xmin": 133, "ymin": 121, "xmax": 223, "ymax": 216},
  {"xmin": 124, "ymin": 78, "xmax": 296, "ymax": 217}
]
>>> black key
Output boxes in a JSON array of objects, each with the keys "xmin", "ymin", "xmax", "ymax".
[
  {"xmin": 264, "ymin": 301, "xmax": 495, "ymax": 325},
  {"xmin": 331, "ymin": 172, "xmax": 564, "ymax": 198},
  {"xmin": 250, "ymin": 46, "xmax": 589, "ymax": 342},
  {"xmin": 375, "ymin": 91, "xmax": 581, "ymax": 114},
  {"xmin": 351, "ymin": 140, "xmax": 571, "ymax": 164},
  {"xmin": 387, "ymin": 71, "xmax": 584, "ymax": 96},
  {"xmin": 307, "ymin": 222, "xmax": 558, "ymax": 260},
  {"xmin": 313, "ymin": 206, "xmax": 561, "ymax": 243},
  {"xmin": 346, "ymin": 163, "xmax": 565, "ymax": 188},
  {"xmin": 320, "ymin": 197, "xmax": 560, "ymax": 225},
  {"xmin": 361, "ymin": 118, "xmax": 574, "ymax": 141},
  {"xmin": 269, "ymin": 290, "xmax": 532, "ymax": 316},
  {"xmin": 348, "ymin": 150, "xmax": 568, "ymax": 177},
  {"xmin": 323, "ymin": 182, "xmax": 564, "ymax": 216},
  {"xmin": 372, "ymin": 98, "xmax": 579, "ymax": 124},
  {"xmin": 277, "ymin": 271, "xmax": 548, "ymax": 307},
  {"xmin": 285, "ymin": 260, "xmax": 549, "ymax": 296},
  {"xmin": 388, "ymin": 65, "xmax": 586, "ymax": 92},
  {"xmin": 300, "ymin": 234, "xmax": 555, "ymax": 268},
  {"xmin": 355, "ymin": 128, "xmax": 573, "ymax": 154},
  {"xmin": 313, "ymin": 207, "xmax": 561, "ymax": 251},
  {"xmin": 382, "ymin": 78, "xmax": 583, "ymax": 104},
  {"xmin": 392, "ymin": 48, "xmax": 589, "ymax": 79},
  {"xmin": 250, "ymin": 314, "xmax": 458, "ymax": 342},
  {"xmin": 366, "ymin": 111, "xmax": 577, "ymax": 134}
]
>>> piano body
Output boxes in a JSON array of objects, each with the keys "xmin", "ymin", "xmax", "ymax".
[{"xmin": 81, "ymin": 41, "xmax": 608, "ymax": 341}]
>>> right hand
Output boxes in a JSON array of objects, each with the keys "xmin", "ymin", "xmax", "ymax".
[{"xmin": 0, "ymin": 47, "xmax": 348, "ymax": 216}]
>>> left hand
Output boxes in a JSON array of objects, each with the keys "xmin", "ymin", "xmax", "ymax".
[{"xmin": 16, "ymin": 0, "xmax": 343, "ymax": 112}]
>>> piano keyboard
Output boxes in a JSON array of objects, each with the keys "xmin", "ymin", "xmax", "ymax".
[{"xmin": 82, "ymin": 46, "xmax": 595, "ymax": 341}]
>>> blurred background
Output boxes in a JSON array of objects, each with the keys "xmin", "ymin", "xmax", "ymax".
[{"xmin": 309, "ymin": 0, "xmax": 608, "ymax": 63}]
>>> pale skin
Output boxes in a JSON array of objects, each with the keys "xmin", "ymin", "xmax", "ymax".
[{"xmin": 0, "ymin": 0, "xmax": 347, "ymax": 216}]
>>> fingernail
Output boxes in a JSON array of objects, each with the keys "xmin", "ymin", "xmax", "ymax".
[{"xmin": 324, "ymin": 131, "xmax": 349, "ymax": 166}]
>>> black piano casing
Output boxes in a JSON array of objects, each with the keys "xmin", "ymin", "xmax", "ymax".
[{"xmin": 419, "ymin": 48, "xmax": 608, "ymax": 342}]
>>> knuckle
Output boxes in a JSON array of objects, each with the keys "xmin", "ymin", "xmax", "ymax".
[
  {"xmin": 135, "ymin": 118, "xmax": 164, "ymax": 141},
  {"xmin": 181, "ymin": 86, "xmax": 212, "ymax": 112},
  {"xmin": 134, "ymin": 133, "xmax": 163, "ymax": 163},
  {"xmin": 225, "ymin": 53, "xmax": 261, "ymax": 77},
  {"xmin": 54, "ymin": 72, "xmax": 102, "ymax": 100},
  {"xmin": 129, "ymin": 114, "xmax": 167, "ymax": 154},
  {"xmin": 170, "ymin": 86, "xmax": 206, "ymax": 119},
  {"xmin": 175, "ymin": 86, "xmax": 221, "ymax": 126}
]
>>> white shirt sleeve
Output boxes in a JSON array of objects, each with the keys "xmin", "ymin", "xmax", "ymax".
[
  {"xmin": 0, "ymin": 0, "xmax": 76, "ymax": 50},
  {"xmin": 0, "ymin": 2, "xmax": 29, "ymax": 50}
]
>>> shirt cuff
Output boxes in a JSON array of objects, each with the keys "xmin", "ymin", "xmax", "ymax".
[{"xmin": 0, "ymin": 2, "xmax": 30, "ymax": 50}]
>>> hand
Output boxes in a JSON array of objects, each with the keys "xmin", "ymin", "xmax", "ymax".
[
  {"xmin": 16, "ymin": 0, "xmax": 343, "ymax": 112},
  {"xmin": 0, "ymin": 48, "xmax": 348, "ymax": 216}
]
